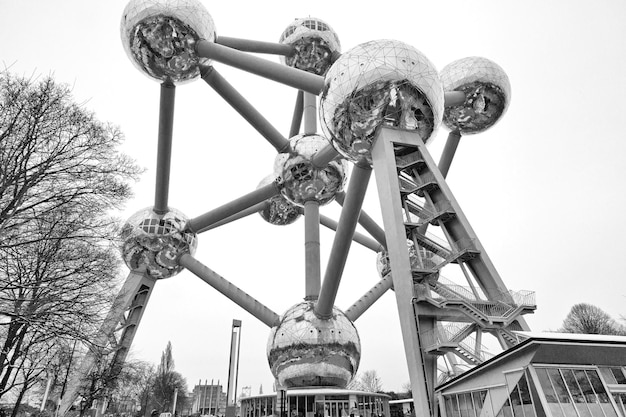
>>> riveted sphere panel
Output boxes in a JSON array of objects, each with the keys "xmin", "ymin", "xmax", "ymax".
[
  {"xmin": 441, "ymin": 57, "xmax": 510, "ymax": 134},
  {"xmin": 257, "ymin": 175, "xmax": 301, "ymax": 226},
  {"xmin": 121, "ymin": 0, "xmax": 216, "ymax": 84},
  {"xmin": 274, "ymin": 134, "xmax": 347, "ymax": 206},
  {"xmin": 120, "ymin": 207, "xmax": 197, "ymax": 278},
  {"xmin": 279, "ymin": 17, "xmax": 341, "ymax": 75},
  {"xmin": 376, "ymin": 240, "xmax": 440, "ymax": 278},
  {"xmin": 320, "ymin": 39, "xmax": 444, "ymax": 165},
  {"xmin": 267, "ymin": 301, "xmax": 360, "ymax": 388}
]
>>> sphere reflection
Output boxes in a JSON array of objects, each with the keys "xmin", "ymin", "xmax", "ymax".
[
  {"xmin": 320, "ymin": 39, "xmax": 444, "ymax": 165},
  {"xmin": 120, "ymin": 0, "xmax": 216, "ymax": 84},
  {"xmin": 267, "ymin": 301, "xmax": 360, "ymax": 388},
  {"xmin": 441, "ymin": 57, "xmax": 510, "ymax": 134},
  {"xmin": 274, "ymin": 134, "xmax": 347, "ymax": 206},
  {"xmin": 120, "ymin": 207, "xmax": 197, "ymax": 278},
  {"xmin": 279, "ymin": 17, "xmax": 341, "ymax": 75},
  {"xmin": 257, "ymin": 175, "xmax": 301, "ymax": 226}
]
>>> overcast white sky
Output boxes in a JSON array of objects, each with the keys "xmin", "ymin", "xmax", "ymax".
[{"xmin": 2, "ymin": 0, "xmax": 626, "ymax": 396}]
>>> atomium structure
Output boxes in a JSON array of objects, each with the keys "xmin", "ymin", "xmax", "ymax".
[{"xmin": 60, "ymin": 2, "xmax": 537, "ymax": 417}]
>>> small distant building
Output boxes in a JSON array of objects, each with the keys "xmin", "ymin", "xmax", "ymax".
[
  {"xmin": 435, "ymin": 332, "xmax": 626, "ymax": 417},
  {"xmin": 192, "ymin": 383, "xmax": 226, "ymax": 416}
]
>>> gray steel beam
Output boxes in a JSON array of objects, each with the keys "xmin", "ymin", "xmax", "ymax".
[
  {"xmin": 304, "ymin": 201, "xmax": 321, "ymax": 300},
  {"xmin": 196, "ymin": 41, "xmax": 324, "ymax": 95},
  {"xmin": 201, "ymin": 66, "xmax": 290, "ymax": 153},
  {"xmin": 437, "ymin": 130, "xmax": 462, "ymax": 178},
  {"xmin": 154, "ymin": 82, "xmax": 176, "ymax": 214},
  {"xmin": 372, "ymin": 127, "xmax": 432, "ymax": 417},
  {"xmin": 216, "ymin": 36, "xmax": 294, "ymax": 56},
  {"xmin": 200, "ymin": 201, "xmax": 267, "ymax": 232},
  {"xmin": 180, "ymin": 254, "xmax": 280, "ymax": 327},
  {"xmin": 187, "ymin": 182, "xmax": 281, "ymax": 233},
  {"xmin": 315, "ymin": 161, "xmax": 372, "ymax": 319},
  {"xmin": 58, "ymin": 270, "xmax": 156, "ymax": 417},
  {"xmin": 311, "ymin": 145, "xmax": 340, "ymax": 169},
  {"xmin": 303, "ymin": 92, "xmax": 317, "ymax": 135},
  {"xmin": 344, "ymin": 275, "xmax": 393, "ymax": 322}
]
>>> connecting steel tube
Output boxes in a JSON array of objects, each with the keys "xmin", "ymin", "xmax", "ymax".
[
  {"xmin": 201, "ymin": 66, "xmax": 290, "ymax": 153},
  {"xmin": 154, "ymin": 82, "xmax": 176, "ymax": 214},
  {"xmin": 196, "ymin": 41, "xmax": 324, "ymax": 95},
  {"xmin": 311, "ymin": 144, "xmax": 340, "ymax": 168},
  {"xmin": 216, "ymin": 36, "xmax": 294, "ymax": 56},
  {"xmin": 335, "ymin": 191, "xmax": 387, "ymax": 248},
  {"xmin": 315, "ymin": 162, "xmax": 372, "ymax": 318},
  {"xmin": 180, "ymin": 254, "xmax": 280, "ymax": 328},
  {"xmin": 319, "ymin": 214, "xmax": 383, "ymax": 252},
  {"xmin": 437, "ymin": 130, "xmax": 462, "ymax": 178},
  {"xmin": 303, "ymin": 92, "xmax": 317, "ymax": 135},
  {"xmin": 199, "ymin": 201, "xmax": 267, "ymax": 232},
  {"xmin": 187, "ymin": 182, "xmax": 281, "ymax": 233},
  {"xmin": 344, "ymin": 275, "xmax": 394, "ymax": 322},
  {"xmin": 289, "ymin": 90, "xmax": 304, "ymax": 138}
]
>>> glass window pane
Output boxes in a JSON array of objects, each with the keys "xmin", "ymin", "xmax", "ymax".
[
  {"xmin": 599, "ymin": 368, "xmax": 618, "ymax": 385},
  {"xmin": 536, "ymin": 368, "xmax": 559, "ymax": 403},
  {"xmin": 611, "ymin": 368, "xmax": 626, "ymax": 384},
  {"xmin": 510, "ymin": 385, "xmax": 524, "ymax": 417},
  {"xmin": 472, "ymin": 391, "xmax": 485, "ymax": 417},
  {"xmin": 587, "ymin": 370, "xmax": 611, "ymax": 403},
  {"xmin": 547, "ymin": 369, "xmax": 578, "ymax": 417},
  {"xmin": 459, "ymin": 393, "xmax": 471, "ymax": 417},
  {"xmin": 502, "ymin": 399, "xmax": 514, "ymax": 417},
  {"xmin": 562, "ymin": 369, "xmax": 592, "ymax": 417}
]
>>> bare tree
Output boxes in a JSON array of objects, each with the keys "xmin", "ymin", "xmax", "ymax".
[
  {"xmin": 0, "ymin": 71, "xmax": 141, "ymax": 404},
  {"xmin": 348, "ymin": 370, "xmax": 383, "ymax": 392},
  {"xmin": 152, "ymin": 342, "xmax": 188, "ymax": 415},
  {"xmin": 559, "ymin": 303, "xmax": 626, "ymax": 335}
]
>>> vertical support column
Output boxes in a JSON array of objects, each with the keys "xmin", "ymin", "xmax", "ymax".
[
  {"xmin": 304, "ymin": 201, "xmax": 321, "ymax": 300},
  {"xmin": 154, "ymin": 82, "xmax": 176, "ymax": 214},
  {"xmin": 303, "ymin": 92, "xmax": 317, "ymax": 135},
  {"xmin": 371, "ymin": 127, "xmax": 431, "ymax": 417}
]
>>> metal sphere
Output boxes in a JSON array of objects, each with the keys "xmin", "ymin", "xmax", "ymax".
[
  {"xmin": 256, "ymin": 175, "xmax": 301, "ymax": 226},
  {"xmin": 120, "ymin": 207, "xmax": 197, "ymax": 278},
  {"xmin": 120, "ymin": 0, "xmax": 216, "ymax": 84},
  {"xmin": 376, "ymin": 240, "xmax": 440, "ymax": 277},
  {"xmin": 440, "ymin": 57, "xmax": 511, "ymax": 134},
  {"xmin": 274, "ymin": 134, "xmax": 347, "ymax": 206},
  {"xmin": 279, "ymin": 17, "xmax": 341, "ymax": 75},
  {"xmin": 320, "ymin": 39, "xmax": 444, "ymax": 165},
  {"xmin": 267, "ymin": 301, "xmax": 360, "ymax": 388}
]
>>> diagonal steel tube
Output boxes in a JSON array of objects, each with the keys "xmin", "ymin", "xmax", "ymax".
[
  {"xmin": 180, "ymin": 254, "xmax": 280, "ymax": 328},
  {"xmin": 315, "ymin": 162, "xmax": 372, "ymax": 318},
  {"xmin": 344, "ymin": 275, "xmax": 393, "ymax": 322},
  {"xmin": 304, "ymin": 201, "xmax": 321, "ymax": 300},
  {"xmin": 216, "ymin": 36, "xmax": 294, "ymax": 56},
  {"xmin": 154, "ymin": 82, "xmax": 176, "ymax": 214},
  {"xmin": 319, "ymin": 214, "xmax": 383, "ymax": 252},
  {"xmin": 438, "ymin": 130, "xmax": 462, "ymax": 178},
  {"xmin": 311, "ymin": 144, "xmax": 340, "ymax": 168},
  {"xmin": 187, "ymin": 182, "xmax": 281, "ymax": 233},
  {"xmin": 289, "ymin": 90, "xmax": 304, "ymax": 138},
  {"xmin": 200, "ymin": 201, "xmax": 267, "ymax": 232},
  {"xmin": 201, "ymin": 66, "xmax": 290, "ymax": 153},
  {"xmin": 196, "ymin": 41, "xmax": 324, "ymax": 95},
  {"xmin": 335, "ymin": 191, "xmax": 387, "ymax": 248}
]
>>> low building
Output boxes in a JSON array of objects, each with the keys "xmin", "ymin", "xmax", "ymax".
[
  {"xmin": 241, "ymin": 388, "xmax": 390, "ymax": 417},
  {"xmin": 435, "ymin": 332, "xmax": 626, "ymax": 417}
]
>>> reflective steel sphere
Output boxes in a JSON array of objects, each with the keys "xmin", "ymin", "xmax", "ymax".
[
  {"xmin": 274, "ymin": 134, "xmax": 347, "ymax": 206},
  {"xmin": 376, "ymin": 240, "xmax": 440, "ymax": 277},
  {"xmin": 320, "ymin": 39, "xmax": 444, "ymax": 165},
  {"xmin": 257, "ymin": 175, "xmax": 301, "ymax": 226},
  {"xmin": 279, "ymin": 17, "xmax": 341, "ymax": 75},
  {"xmin": 267, "ymin": 301, "xmax": 360, "ymax": 388},
  {"xmin": 120, "ymin": 0, "xmax": 216, "ymax": 84},
  {"xmin": 120, "ymin": 207, "xmax": 197, "ymax": 278},
  {"xmin": 441, "ymin": 57, "xmax": 510, "ymax": 134}
]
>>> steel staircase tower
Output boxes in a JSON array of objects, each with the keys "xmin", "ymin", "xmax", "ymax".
[{"xmin": 371, "ymin": 127, "xmax": 536, "ymax": 411}]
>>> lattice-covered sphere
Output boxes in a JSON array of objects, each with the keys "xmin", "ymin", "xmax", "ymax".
[
  {"xmin": 279, "ymin": 17, "xmax": 341, "ymax": 75},
  {"xmin": 376, "ymin": 240, "xmax": 440, "ymax": 277},
  {"xmin": 320, "ymin": 39, "xmax": 444, "ymax": 165},
  {"xmin": 120, "ymin": 207, "xmax": 197, "ymax": 278},
  {"xmin": 267, "ymin": 301, "xmax": 360, "ymax": 388},
  {"xmin": 274, "ymin": 134, "xmax": 347, "ymax": 206},
  {"xmin": 257, "ymin": 175, "xmax": 301, "ymax": 226},
  {"xmin": 440, "ymin": 57, "xmax": 510, "ymax": 134},
  {"xmin": 120, "ymin": 0, "xmax": 216, "ymax": 84}
]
